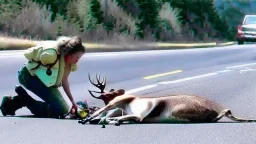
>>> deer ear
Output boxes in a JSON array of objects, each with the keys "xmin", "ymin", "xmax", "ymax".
[
  {"xmin": 115, "ymin": 89, "xmax": 125, "ymax": 95},
  {"xmin": 109, "ymin": 89, "xmax": 115, "ymax": 92}
]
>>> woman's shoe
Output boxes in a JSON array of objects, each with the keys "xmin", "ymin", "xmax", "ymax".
[{"xmin": 0, "ymin": 96, "xmax": 16, "ymax": 116}]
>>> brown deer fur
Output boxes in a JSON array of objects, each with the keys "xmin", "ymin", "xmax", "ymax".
[{"xmin": 80, "ymin": 74, "xmax": 256, "ymax": 126}]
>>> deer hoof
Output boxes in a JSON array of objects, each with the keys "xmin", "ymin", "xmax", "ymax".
[
  {"xmin": 114, "ymin": 121, "xmax": 120, "ymax": 126},
  {"xmin": 99, "ymin": 118, "xmax": 109, "ymax": 125},
  {"xmin": 82, "ymin": 121, "xmax": 88, "ymax": 125},
  {"xmin": 78, "ymin": 118, "xmax": 90, "ymax": 124}
]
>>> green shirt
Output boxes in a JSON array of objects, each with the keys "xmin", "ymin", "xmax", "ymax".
[{"xmin": 24, "ymin": 44, "xmax": 77, "ymax": 87}]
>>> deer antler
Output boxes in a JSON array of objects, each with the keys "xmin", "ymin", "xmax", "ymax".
[
  {"xmin": 88, "ymin": 73, "xmax": 106, "ymax": 92},
  {"xmin": 88, "ymin": 73, "xmax": 106, "ymax": 99}
]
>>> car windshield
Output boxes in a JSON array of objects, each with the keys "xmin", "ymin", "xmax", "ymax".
[{"xmin": 244, "ymin": 16, "xmax": 256, "ymax": 24}]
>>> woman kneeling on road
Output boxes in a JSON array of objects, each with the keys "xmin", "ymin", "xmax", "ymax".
[{"xmin": 0, "ymin": 36, "xmax": 86, "ymax": 118}]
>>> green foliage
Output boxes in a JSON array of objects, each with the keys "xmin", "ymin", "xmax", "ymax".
[
  {"xmin": 86, "ymin": 0, "xmax": 104, "ymax": 31},
  {"xmin": 205, "ymin": 0, "xmax": 230, "ymax": 38},
  {"xmin": 55, "ymin": 14, "xmax": 65, "ymax": 36},
  {"xmin": 159, "ymin": 0, "xmax": 232, "ymax": 40},
  {"xmin": 159, "ymin": 19, "xmax": 173, "ymax": 32},
  {"xmin": 168, "ymin": 0, "xmax": 189, "ymax": 25},
  {"xmin": 0, "ymin": 0, "xmax": 234, "ymax": 42},
  {"xmin": 0, "ymin": 0, "xmax": 23, "ymax": 26},
  {"xmin": 65, "ymin": 0, "xmax": 90, "ymax": 33},
  {"xmin": 65, "ymin": 0, "xmax": 81, "ymax": 29},
  {"xmin": 115, "ymin": 0, "xmax": 129, "ymax": 9},
  {"xmin": 158, "ymin": 2, "xmax": 182, "ymax": 35},
  {"xmin": 135, "ymin": 0, "xmax": 161, "ymax": 39},
  {"xmin": 76, "ymin": 0, "xmax": 90, "ymax": 32},
  {"xmin": 31, "ymin": 0, "xmax": 70, "ymax": 21}
]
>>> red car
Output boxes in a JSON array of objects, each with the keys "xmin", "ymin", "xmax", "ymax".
[{"xmin": 237, "ymin": 15, "xmax": 256, "ymax": 45}]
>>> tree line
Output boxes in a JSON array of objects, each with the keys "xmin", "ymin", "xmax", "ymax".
[{"xmin": 0, "ymin": 0, "xmax": 235, "ymax": 43}]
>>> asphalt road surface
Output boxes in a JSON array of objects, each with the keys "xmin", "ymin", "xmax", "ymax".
[{"xmin": 1, "ymin": 44, "xmax": 256, "ymax": 144}]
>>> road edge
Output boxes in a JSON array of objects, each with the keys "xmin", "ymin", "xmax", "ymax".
[{"xmin": 0, "ymin": 41, "xmax": 236, "ymax": 52}]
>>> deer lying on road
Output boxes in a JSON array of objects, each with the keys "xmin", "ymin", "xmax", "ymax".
[{"xmin": 80, "ymin": 74, "xmax": 256, "ymax": 126}]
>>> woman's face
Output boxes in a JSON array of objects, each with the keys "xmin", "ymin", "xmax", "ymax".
[{"xmin": 65, "ymin": 52, "xmax": 84, "ymax": 64}]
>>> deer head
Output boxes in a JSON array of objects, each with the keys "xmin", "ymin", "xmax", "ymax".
[{"xmin": 88, "ymin": 73, "xmax": 125, "ymax": 105}]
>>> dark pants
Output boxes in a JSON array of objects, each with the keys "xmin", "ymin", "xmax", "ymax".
[{"xmin": 17, "ymin": 65, "xmax": 70, "ymax": 117}]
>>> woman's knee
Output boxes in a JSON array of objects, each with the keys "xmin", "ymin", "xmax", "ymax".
[{"xmin": 49, "ymin": 98, "xmax": 70, "ymax": 117}]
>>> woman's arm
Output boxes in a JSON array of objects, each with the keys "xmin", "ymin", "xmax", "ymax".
[{"xmin": 62, "ymin": 64, "xmax": 76, "ymax": 106}]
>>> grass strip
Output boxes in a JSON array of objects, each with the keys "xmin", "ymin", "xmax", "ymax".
[{"xmin": 0, "ymin": 36, "xmax": 235, "ymax": 51}]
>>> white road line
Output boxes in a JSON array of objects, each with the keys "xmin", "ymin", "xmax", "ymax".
[
  {"xmin": 226, "ymin": 62, "xmax": 256, "ymax": 69},
  {"xmin": 158, "ymin": 72, "xmax": 218, "ymax": 85},
  {"xmin": 216, "ymin": 69, "xmax": 233, "ymax": 73},
  {"xmin": 125, "ymin": 72, "xmax": 219, "ymax": 94},
  {"xmin": 126, "ymin": 84, "xmax": 158, "ymax": 94},
  {"xmin": 240, "ymin": 68, "xmax": 256, "ymax": 73},
  {"xmin": 125, "ymin": 62, "xmax": 256, "ymax": 94},
  {"xmin": 125, "ymin": 69, "xmax": 234, "ymax": 94}
]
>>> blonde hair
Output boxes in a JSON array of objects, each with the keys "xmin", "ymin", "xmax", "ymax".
[{"xmin": 56, "ymin": 36, "xmax": 85, "ymax": 55}]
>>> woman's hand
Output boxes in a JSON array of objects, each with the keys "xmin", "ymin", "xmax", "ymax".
[{"xmin": 71, "ymin": 101, "xmax": 78, "ymax": 112}]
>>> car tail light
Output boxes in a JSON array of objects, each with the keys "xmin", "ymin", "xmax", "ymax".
[{"xmin": 237, "ymin": 25, "xmax": 243, "ymax": 36}]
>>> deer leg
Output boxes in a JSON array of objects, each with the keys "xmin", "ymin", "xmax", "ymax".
[
  {"xmin": 89, "ymin": 108, "xmax": 125, "ymax": 125},
  {"xmin": 107, "ymin": 108, "xmax": 125, "ymax": 117},
  {"xmin": 97, "ymin": 114, "xmax": 142, "ymax": 126},
  {"xmin": 79, "ymin": 103, "xmax": 115, "ymax": 124},
  {"xmin": 220, "ymin": 109, "xmax": 256, "ymax": 122},
  {"xmin": 212, "ymin": 109, "xmax": 230, "ymax": 122},
  {"xmin": 109, "ymin": 114, "xmax": 142, "ymax": 126}
]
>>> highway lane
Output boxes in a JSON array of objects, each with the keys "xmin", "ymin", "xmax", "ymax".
[
  {"xmin": 1, "ymin": 44, "xmax": 256, "ymax": 102},
  {"xmin": 1, "ymin": 44, "xmax": 256, "ymax": 143}
]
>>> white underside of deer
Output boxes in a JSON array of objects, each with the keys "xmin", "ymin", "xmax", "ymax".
[{"xmin": 118, "ymin": 96, "xmax": 189, "ymax": 122}]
